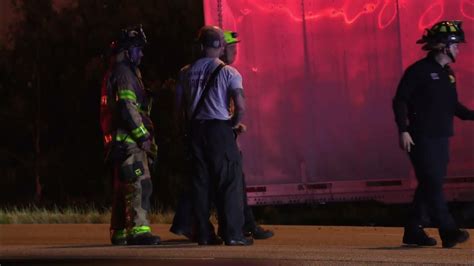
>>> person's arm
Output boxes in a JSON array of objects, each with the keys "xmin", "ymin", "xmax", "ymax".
[
  {"xmin": 455, "ymin": 101, "xmax": 474, "ymax": 120},
  {"xmin": 116, "ymin": 70, "xmax": 151, "ymax": 145},
  {"xmin": 227, "ymin": 68, "xmax": 246, "ymax": 127},
  {"xmin": 174, "ymin": 68, "xmax": 190, "ymax": 137},
  {"xmin": 392, "ymin": 67, "xmax": 417, "ymax": 133},
  {"xmin": 175, "ymin": 70, "xmax": 186, "ymax": 115},
  {"xmin": 392, "ymin": 67, "xmax": 417, "ymax": 152},
  {"xmin": 447, "ymin": 66, "xmax": 474, "ymax": 121},
  {"xmin": 231, "ymin": 88, "xmax": 245, "ymax": 128}
]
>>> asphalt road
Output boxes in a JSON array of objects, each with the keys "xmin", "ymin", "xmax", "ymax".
[{"xmin": 1, "ymin": 224, "xmax": 472, "ymax": 265}]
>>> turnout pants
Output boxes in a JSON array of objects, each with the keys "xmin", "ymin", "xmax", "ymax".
[
  {"xmin": 190, "ymin": 119, "xmax": 245, "ymax": 241},
  {"xmin": 110, "ymin": 143, "xmax": 153, "ymax": 231},
  {"xmin": 407, "ymin": 136, "xmax": 457, "ymax": 232}
]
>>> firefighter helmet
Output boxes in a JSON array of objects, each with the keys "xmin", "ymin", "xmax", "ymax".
[
  {"xmin": 417, "ymin": 20, "xmax": 466, "ymax": 50},
  {"xmin": 110, "ymin": 24, "xmax": 147, "ymax": 53}
]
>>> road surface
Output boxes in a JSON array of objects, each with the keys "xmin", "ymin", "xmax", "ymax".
[{"xmin": 1, "ymin": 224, "xmax": 472, "ymax": 265}]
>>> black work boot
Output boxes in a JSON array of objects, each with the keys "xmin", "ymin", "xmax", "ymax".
[
  {"xmin": 110, "ymin": 229, "xmax": 127, "ymax": 245},
  {"xmin": 245, "ymin": 225, "xmax": 274, "ymax": 240},
  {"xmin": 440, "ymin": 229, "xmax": 470, "ymax": 248},
  {"xmin": 402, "ymin": 226, "xmax": 437, "ymax": 246},
  {"xmin": 225, "ymin": 237, "xmax": 254, "ymax": 246},
  {"xmin": 198, "ymin": 234, "xmax": 223, "ymax": 246},
  {"xmin": 170, "ymin": 224, "xmax": 195, "ymax": 242},
  {"xmin": 127, "ymin": 232, "xmax": 161, "ymax": 245},
  {"xmin": 127, "ymin": 226, "xmax": 161, "ymax": 245}
]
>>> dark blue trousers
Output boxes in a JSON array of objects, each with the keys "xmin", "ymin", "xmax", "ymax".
[
  {"xmin": 171, "ymin": 172, "xmax": 257, "ymax": 237},
  {"xmin": 407, "ymin": 137, "xmax": 457, "ymax": 232},
  {"xmin": 190, "ymin": 119, "xmax": 245, "ymax": 241}
]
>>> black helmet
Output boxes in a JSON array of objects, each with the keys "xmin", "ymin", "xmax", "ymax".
[
  {"xmin": 417, "ymin": 20, "xmax": 466, "ymax": 50},
  {"xmin": 110, "ymin": 24, "xmax": 147, "ymax": 53}
]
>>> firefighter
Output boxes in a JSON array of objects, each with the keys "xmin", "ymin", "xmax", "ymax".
[
  {"xmin": 100, "ymin": 25, "xmax": 160, "ymax": 245},
  {"xmin": 393, "ymin": 20, "xmax": 473, "ymax": 248}
]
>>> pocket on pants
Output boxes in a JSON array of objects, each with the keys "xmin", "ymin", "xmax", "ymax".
[
  {"xmin": 225, "ymin": 149, "xmax": 241, "ymax": 163},
  {"xmin": 109, "ymin": 142, "xmax": 129, "ymax": 163},
  {"xmin": 120, "ymin": 161, "xmax": 145, "ymax": 182}
]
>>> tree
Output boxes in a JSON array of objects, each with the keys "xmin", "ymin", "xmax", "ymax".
[{"xmin": 0, "ymin": 0, "xmax": 204, "ymax": 208}]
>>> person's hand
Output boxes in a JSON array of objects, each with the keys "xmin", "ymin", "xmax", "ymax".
[
  {"xmin": 162, "ymin": 78, "xmax": 176, "ymax": 90},
  {"xmin": 233, "ymin": 123, "xmax": 247, "ymax": 135},
  {"xmin": 399, "ymin": 132, "xmax": 415, "ymax": 152}
]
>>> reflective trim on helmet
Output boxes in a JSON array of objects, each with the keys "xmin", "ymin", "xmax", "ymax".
[
  {"xmin": 129, "ymin": 225, "xmax": 151, "ymax": 236},
  {"xmin": 131, "ymin": 124, "xmax": 149, "ymax": 139},
  {"xmin": 118, "ymin": 89, "xmax": 137, "ymax": 102}
]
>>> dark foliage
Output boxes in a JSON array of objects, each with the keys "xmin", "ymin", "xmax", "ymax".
[{"xmin": 0, "ymin": 0, "xmax": 204, "ymax": 209}]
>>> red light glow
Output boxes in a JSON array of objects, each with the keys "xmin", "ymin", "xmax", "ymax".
[
  {"xmin": 204, "ymin": 0, "xmax": 474, "ymax": 186},
  {"xmin": 461, "ymin": 0, "xmax": 474, "ymax": 20},
  {"xmin": 418, "ymin": 0, "xmax": 444, "ymax": 30}
]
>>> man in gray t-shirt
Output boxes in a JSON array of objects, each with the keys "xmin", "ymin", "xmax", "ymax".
[
  {"xmin": 176, "ymin": 25, "xmax": 251, "ymax": 246},
  {"xmin": 180, "ymin": 57, "xmax": 243, "ymax": 121}
]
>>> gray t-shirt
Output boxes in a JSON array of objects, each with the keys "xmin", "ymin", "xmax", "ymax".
[{"xmin": 178, "ymin": 57, "xmax": 243, "ymax": 120}]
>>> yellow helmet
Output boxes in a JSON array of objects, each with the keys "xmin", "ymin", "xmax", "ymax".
[{"xmin": 223, "ymin": 31, "xmax": 240, "ymax": 45}]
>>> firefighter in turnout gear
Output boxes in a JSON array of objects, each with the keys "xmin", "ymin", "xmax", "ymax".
[{"xmin": 100, "ymin": 25, "xmax": 160, "ymax": 245}]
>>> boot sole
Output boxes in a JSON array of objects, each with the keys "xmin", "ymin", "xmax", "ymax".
[{"xmin": 442, "ymin": 234, "xmax": 469, "ymax": 248}]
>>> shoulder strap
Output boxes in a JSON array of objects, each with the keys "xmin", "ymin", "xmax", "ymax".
[{"xmin": 190, "ymin": 63, "xmax": 225, "ymax": 121}]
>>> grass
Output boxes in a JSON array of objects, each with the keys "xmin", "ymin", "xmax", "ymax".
[
  {"xmin": 0, "ymin": 206, "xmax": 176, "ymax": 224},
  {"xmin": 1, "ymin": 202, "xmax": 472, "ymax": 227}
]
